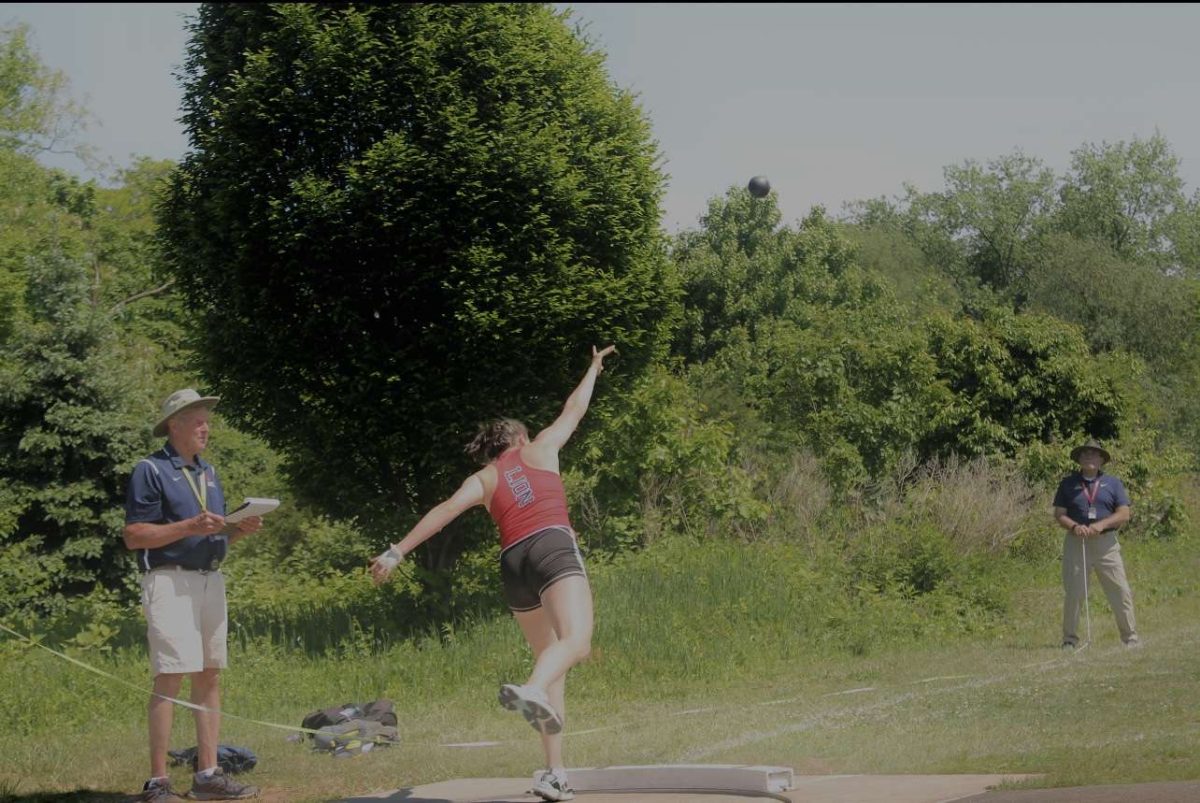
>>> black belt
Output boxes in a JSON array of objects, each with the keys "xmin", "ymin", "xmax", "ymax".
[{"xmin": 146, "ymin": 563, "xmax": 221, "ymax": 574}]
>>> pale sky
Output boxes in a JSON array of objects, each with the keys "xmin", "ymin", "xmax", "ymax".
[{"xmin": 6, "ymin": 3, "xmax": 1200, "ymax": 232}]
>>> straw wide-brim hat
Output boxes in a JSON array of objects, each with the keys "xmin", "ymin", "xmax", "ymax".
[
  {"xmin": 153, "ymin": 389, "xmax": 220, "ymax": 437},
  {"xmin": 1070, "ymin": 439, "xmax": 1111, "ymax": 464}
]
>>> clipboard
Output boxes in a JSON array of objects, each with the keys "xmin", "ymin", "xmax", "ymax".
[{"xmin": 225, "ymin": 497, "xmax": 280, "ymax": 524}]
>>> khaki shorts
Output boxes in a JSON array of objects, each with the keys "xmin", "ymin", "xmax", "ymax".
[{"xmin": 141, "ymin": 567, "xmax": 228, "ymax": 675}]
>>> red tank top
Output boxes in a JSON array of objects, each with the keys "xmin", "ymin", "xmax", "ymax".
[{"xmin": 488, "ymin": 447, "xmax": 572, "ymax": 549}]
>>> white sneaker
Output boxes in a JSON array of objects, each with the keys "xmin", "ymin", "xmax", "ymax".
[
  {"xmin": 498, "ymin": 683, "xmax": 563, "ymax": 735},
  {"xmin": 531, "ymin": 769, "xmax": 575, "ymax": 801}
]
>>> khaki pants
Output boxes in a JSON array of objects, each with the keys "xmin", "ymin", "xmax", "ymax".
[{"xmin": 1062, "ymin": 531, "xmax": 1137, "ymax": 645}]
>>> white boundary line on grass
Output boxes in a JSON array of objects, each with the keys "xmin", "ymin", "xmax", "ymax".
[{"xmin": 675, "ymin": 640, "xmax": 1152, "ymax": 763}]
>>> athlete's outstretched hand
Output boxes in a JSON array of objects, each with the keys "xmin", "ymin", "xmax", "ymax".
[{"xmin": 592, "ymin": 344, "xmax": 616, "ymax": 374}]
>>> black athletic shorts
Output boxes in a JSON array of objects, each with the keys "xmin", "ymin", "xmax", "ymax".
[{"xmin": 500, "ymin": 526, "xmax": 587, "ymax": 612}]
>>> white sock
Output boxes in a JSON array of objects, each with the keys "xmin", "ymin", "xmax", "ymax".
[
  {"xmin": 146, "ymin": 776, "xmax": 169, "ymax": 789},
  {"xmin": 196, "ymin": 766, "xmax": 218, "ymax": 781},
  {"xmin": 551, "ymin": 766, "xmax": 568, "ymax": 781}
]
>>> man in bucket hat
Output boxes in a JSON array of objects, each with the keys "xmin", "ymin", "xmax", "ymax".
[
  {"xmin": 123, "ymin": 389, "xmax": 264, "ymax": 801},
  {"xmin": 1052, "ymin": 439, "xmax": 1140, "ymax": 650}
]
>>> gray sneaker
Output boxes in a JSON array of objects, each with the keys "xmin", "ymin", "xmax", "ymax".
[
  {"xmin": 139, "ymin": 780, "xmax": 188, "ymax": 803},
  {"xmin": 188, "ymin": 768, "xmax": 259, "ymax": 800},
  {"xmin": 499, "ymin": 683, "xmax": 563, "ymax": 735},
  {"xmin": 532, "ymin": 769, "xmax": 575, "ymax": 801}
]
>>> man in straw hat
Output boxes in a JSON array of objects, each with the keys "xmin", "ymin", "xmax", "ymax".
[
  {"xmin": 123, "ymin": 389, "xmax": 263, "ymax": 801},
  {"xmin": 1052, "ymin": 439, "xmax": 1139, "ymax": 650}
]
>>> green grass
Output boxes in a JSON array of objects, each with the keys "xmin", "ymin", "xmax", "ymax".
[{"xmin": 4, "ymin": 533, "xmax": 1199, "ymax": 801}]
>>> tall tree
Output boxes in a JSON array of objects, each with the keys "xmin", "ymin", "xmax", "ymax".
[
  {"xmin": 672, "ymin": 187, "xmax": 790, "ymax": 362},
  {"xmin": 1164, "ymin": 190, "xmax": 1200, "ymax": 278},
  {"xmin": 0, "ymin": 27, "xmax": 195, "ymax": 620},
  {"xmin": 0, "ymin": 234, "xmax": 149, "ymax": 619},
  {"xmin": 1027, "ymin": 233, "xmax": 1200, "ymax": 366},
  {"xmin": 845, "ymin": 152, "xmax": 1057, "ymax": 305},
  {"xmin": 0, "ymin": 23, "xmax": 89, "ymax": 157},
  {"xmin": 0, "ymin": 24, "xmax": 93, "ymax": 346},
  {"xmin": 1057, "ymin": 132, "xmax": 1185, "ymax": 265},
  {"xmin": 160, "ymin": 4, "xmax": 678, "ymax": 558},
  {"xmin": 934, "ymin": 152, "xmax": 1056, "ymax": 299}
]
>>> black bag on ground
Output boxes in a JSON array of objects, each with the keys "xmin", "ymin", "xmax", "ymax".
[
  {"xmin": 301, "ymin": 698, "xmax": 400, "ymax": 756},
  {"xmin": 313, "ymin": 720, "xmax": 400, "ymax": 756},
  {"xmin": 168, "ymin": 744, "xmax": 258, "ymax": 774},
  {"xmin": 301, "ymin": 702, "xmax": 363, "ymax": 731},
  {"xmin": 301, "ymin": 699, "xmax": 397, "ymax": 732},
  {"xmin": 361, "ymin": 699, "xmax": 397, "ymax": 727}
]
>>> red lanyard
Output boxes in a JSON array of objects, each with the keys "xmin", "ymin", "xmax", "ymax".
[{"xmin": 1081, "ymin": 478, "xmax": 1100, "ymax": 507}]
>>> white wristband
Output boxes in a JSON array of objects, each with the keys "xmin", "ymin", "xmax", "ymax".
[{"xmin": 377, "ymin": 546, "xmax": 403, "ymax": 571}]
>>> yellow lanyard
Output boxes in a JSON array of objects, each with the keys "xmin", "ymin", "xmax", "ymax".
[{"xmin": 181, "ymin": 465, "xmax": 208, "ymax": 513}]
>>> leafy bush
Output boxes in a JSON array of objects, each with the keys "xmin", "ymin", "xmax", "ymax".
[
  {"xmin": 1126, "ymin": 490, "xmax": 1189, "ymax": 541},
  {"xmin": 565, "ymin": 365, "xmax": 767, "ymax": 552},
  {"xmin": 923, "ymin": 306, "xmax": 1122, "ymax": 457},
  {"xmin": 847, "ymin": 522, "xmax": 958, "ymax": 597}
]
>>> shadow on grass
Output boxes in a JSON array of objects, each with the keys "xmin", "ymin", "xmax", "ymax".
[{"xmin": 0, "ymin": 791, "xmax": 132, "ymax": 803}]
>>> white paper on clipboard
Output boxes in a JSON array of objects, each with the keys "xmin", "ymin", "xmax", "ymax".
[{"xmin": 225, "ymin": 497, "xmax": 280, "ymax": 523}]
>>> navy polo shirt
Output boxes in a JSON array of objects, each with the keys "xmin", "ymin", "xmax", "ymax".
[
  {"xmin": 1052, "ymin": 471, "xmax": 1131, "ymax": 527},
  {"xmin": 124, "ymin": 442, "xmax": 228, "ymax": 571}
]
